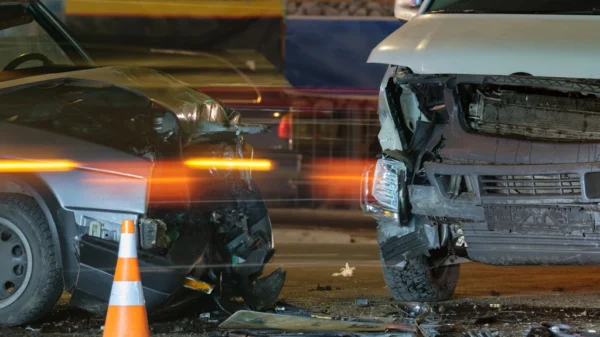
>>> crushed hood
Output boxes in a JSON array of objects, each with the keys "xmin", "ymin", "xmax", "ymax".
[
  {"xmin": 368, "ymin": 14, "xmax": 600, "ymax": 79},
  {"xmin": 0, "ymin": 66, "xmax": 266, "ymax": 143}
]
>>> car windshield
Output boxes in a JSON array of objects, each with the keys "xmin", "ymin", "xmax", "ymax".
[
  {"xmin": 426, "ymin": 0, "xmax": 600, "ymax": 14},
  {"xmin": 0, "ymin": 3, "xmax": 80, "ymax": 72}
]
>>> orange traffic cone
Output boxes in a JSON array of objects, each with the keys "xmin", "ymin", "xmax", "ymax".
[{"xmin": 103, "ymin": 220, "xmax": 150, "ymax": 337}]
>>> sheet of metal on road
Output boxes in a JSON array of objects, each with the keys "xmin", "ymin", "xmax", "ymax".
[{"xmin": 65, "ymin": 0, "xmax": 284, "ymax": 18}]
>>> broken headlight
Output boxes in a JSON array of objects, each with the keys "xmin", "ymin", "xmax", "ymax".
[
  {"xmin": 373, "ymin": 158, "xmax": 406, "ymax": 212},
  {"xmin": 361, "ymin": 157, "xmax": 410, "ymax": 224}
]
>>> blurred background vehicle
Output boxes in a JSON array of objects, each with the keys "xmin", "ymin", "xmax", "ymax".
[{"xmin": 42, "ymin": 0, "xmax": 404, "ymax": 209}]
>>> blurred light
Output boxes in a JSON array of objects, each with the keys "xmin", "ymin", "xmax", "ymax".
[
  {"xmin": 273, "ymin": 112, "xmax": 281, "ymax": 118},
  {"xmin": 307, "ymin": 159, "xmax": 376, "ymax": 205},
  {"xmin": 0, "ymin": 160, "xmax": 78, "ymax": 172},
  {"xmin": 185, "ymin": 158, "xmax": 272, "ymax": 171},
  {"xmin": 310, "ymin": 175, "xmax": 363, "ymax": 182}
]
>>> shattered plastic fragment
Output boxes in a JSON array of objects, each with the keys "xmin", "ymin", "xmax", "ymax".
[
  {"xmin": 25, "ymin": 326, "xmax": 41, "ymax": 332},
  {"xmin": 355, "ymin": 299, "xmax": 370, "ymax": 307},
  {"xmin": 332, "ymin": 262, "xmax": 356, "ymax": 277}
]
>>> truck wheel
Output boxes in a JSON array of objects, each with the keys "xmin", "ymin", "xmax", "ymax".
[
  {"xmin": 0, "ymin": 194, "xmax": 62, "ymax": 327},
  {"xmin": 381, "ymin": 254, "xmax": 459, "ymax": 302}
]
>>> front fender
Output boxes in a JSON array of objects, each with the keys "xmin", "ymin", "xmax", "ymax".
[{"xmin": 0, "ymin": 173, "xmax": 79, "ymax": 291}]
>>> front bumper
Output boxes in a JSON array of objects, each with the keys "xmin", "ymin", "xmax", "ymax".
[{"xmin": 69, "ymin": 236, "xmax": 187, "ymax": 315}]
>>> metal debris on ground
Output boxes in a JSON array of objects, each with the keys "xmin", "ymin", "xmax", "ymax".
[
  {"xmin": 332, "ymin": 262, "xmax": 356, "ymax": 277},
  {"xmin": 398, "ymin": 302, "xmax": 431, "ymax": 319},
  {"xmin": 218, "ymin": 310, "xmax": 416, "ymax": 333},
  {"xmin": 355, "ymin": 298, "xmax": 370, "ymax": 307},
  {"xmin": 525, "ymin": 323, "xmax": 600, "ymax": 337}
]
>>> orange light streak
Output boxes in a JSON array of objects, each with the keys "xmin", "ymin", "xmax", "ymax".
[
  {"xmin": 184, "ymin": 158, "xmax": 273, "ymax": 171},
  {"xmin": 0, "ymin": 160, "xmax": 78, "ymax": 172}
]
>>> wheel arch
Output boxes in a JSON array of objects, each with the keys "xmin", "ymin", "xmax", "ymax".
[{"xmin": 0, "ymin": 173, "xmax": 78, "ymax": 291}]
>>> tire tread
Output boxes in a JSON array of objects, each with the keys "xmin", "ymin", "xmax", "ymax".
[{"xmin": 0, "ymin": 194, "xmax": 62, "ymax": 326}]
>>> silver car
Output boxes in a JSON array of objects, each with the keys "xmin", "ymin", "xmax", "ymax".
[{"xmin": 0, "ymin": 0, "xmax": 284, "ymax": 326}]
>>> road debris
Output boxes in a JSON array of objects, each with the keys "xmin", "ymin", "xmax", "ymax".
[
  {"xmin": 355, "ymin": 299, "xmax": 371, "ymax": 307},
  {"xmin": 474, "ymin": 312, "xmax": 498, "ymax": 325},
  {"xmin": 25, "ymin": 326, "xmax": 41, "ymax": 332},
  {"xmin": 310, "ymin": 284, "xmax": 333, "ymax": 291},
  {"xmin": 332, "ymin": 262, "xmax": 356, "ymax": 277},
  {"xmin": 398, "ymin": 302, "xmax": 431, "ymax": 319},
  {"xmin": 219, "ymin": 310, "xmax": 416, "ymax": 333},
  {"xmin": 463, "ymin": 329, "xmax": 499, "ymax": 337}
]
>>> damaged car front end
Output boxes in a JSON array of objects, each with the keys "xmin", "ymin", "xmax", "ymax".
[
  {"xmin": 0, "ymin": 1, "xmax": 283, "ymax": 327},
  {"xmin": 362, "ymin": 2, "xmax": 600, "ymax": 302}
]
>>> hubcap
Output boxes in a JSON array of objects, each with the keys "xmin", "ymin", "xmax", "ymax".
[{"xmin": 0, "ymin": 218, "xmax": 32, "ymax": 309}]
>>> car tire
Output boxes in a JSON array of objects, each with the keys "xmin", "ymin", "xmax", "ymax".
[
  {"xmin": 0, "ymin": 194, "xmax": 62, "ymax": 327},
  {"xmin": 380, "ymin": 254, "xmax": 460, "ymax": 302}
]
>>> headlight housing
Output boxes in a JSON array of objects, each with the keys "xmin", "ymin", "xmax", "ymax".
[
  {"xmin": 373, "ymin": 158, "xmax": 406, "ymax": 212},
  {"xmin": 361, "ymin": 156, "xmax": 410, "ymax": 224}
]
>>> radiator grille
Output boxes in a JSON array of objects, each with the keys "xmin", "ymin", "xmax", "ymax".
[{"xmin": 480, "ymin": 173, "xmax": 581, "ymax": 196}]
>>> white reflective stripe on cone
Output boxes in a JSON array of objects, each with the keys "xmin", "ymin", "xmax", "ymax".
[
  {"xmin": 118, "ymin": 233, "xmax": 137, "ymax": 258},
  {"xmin": 108, "ymin": 281, "xmax": 146, "ymax": 306}
]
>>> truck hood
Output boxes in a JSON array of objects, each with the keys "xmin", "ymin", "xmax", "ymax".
[{"xmin": 368, "ymin": 14, "xmax": 600, "ymax": 79}]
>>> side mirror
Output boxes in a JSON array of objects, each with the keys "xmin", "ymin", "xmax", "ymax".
[{"xmin": 394, "ymin": 0, "xmax": 422, "ymax": 21}]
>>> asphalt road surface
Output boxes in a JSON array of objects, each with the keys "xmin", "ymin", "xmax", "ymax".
[{"xmin": 4, "ymin": 240, "xmax": 600, "ymax": 336}]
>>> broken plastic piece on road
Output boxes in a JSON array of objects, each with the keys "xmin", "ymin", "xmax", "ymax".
[
  {"xmin": 332, "ymin": 262, "xmax": 356, "ymax": 277},
  {"xmin": 184, "ymin": 276, "xmax": 214, "ymax": 294},
  {"xmin": 355, "ymin": 298, "xmax": 370, "ymax": 307},
  {"xmin": 25, "ymin": 326, "xmax": 41, "ymax": 332},
  {"xmin": 200, "ymin": 312, "xmax": 211, "ymax": 320}
]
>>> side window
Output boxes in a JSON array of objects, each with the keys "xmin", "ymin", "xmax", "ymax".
[{"xmin": 0, "ymin": 21, "xmax": 73, "ymax": 70}]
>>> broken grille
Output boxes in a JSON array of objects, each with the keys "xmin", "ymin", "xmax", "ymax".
[{"xmin": 480, "ymin": 174, "xmax": 581, "ymax": 197}]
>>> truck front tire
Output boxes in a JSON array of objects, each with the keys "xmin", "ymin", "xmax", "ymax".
[{"xmin": 380, "ymin": 254, "xmax": 460, "ymax": 302}]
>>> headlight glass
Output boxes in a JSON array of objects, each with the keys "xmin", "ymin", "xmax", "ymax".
[{"xmin": 372, "ymin": 158, "xmax": 407, "ymax": 212}]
